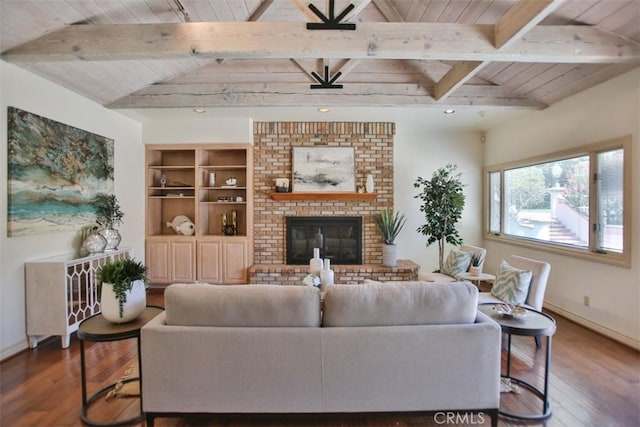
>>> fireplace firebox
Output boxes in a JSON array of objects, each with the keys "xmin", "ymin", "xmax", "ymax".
[{"xmin": 286, "ymin": 216, "xmax": 362, "ymax": 265}]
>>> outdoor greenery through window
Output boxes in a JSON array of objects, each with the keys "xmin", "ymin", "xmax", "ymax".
[{"xmin": 486, "ymin": 136, "xmax": 630, "ymax": 266}]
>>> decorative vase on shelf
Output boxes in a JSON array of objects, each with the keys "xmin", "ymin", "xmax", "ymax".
[
  {"xmin": 100, "ymin": 228, "xmax": 121, "ymax": 251},
  {"xmin": 83, "ymin": 233, "xmax": 107, "ymax": 255},
  {"xmin": 309, "ymin": 248, "xmax": 323, "ymax": 275},
  {"xmin": 365, "ymin": 174, "xmax": 375, "ymax": 193},
  {"xmin": 320, "ymin": 258, "xmax": 335, "ymax": 289}
]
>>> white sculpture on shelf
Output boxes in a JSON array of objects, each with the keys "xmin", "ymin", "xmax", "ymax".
[{"xmin": 166, "ymin": 215, "xmax": 195, "ymax": 236}]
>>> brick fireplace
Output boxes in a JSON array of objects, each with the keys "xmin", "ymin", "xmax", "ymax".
[{"xmin": 249, "ymin": 122, "xmax": 419, "ymax": 284}]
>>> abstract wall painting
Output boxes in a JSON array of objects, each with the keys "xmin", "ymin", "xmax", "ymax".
[
  {"xmin": 292, "ymin": 147, "xmax": 355, "ymax": 192},
  {"xmin": 7, "ymin": 107, "xmax": 114, "ymax": 237}
]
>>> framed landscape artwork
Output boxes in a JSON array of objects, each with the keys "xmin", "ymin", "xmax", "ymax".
[
  {"xmin": 292, "ymin": 147, "xmax": 356, "ymax": 192},
  {"xmin": 7, "ymin": 107, "xmax": 114, "ymax": 237}
]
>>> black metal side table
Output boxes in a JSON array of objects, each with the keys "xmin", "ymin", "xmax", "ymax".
[
  {"xmin": 78, "ymin": 306, "xmax": 164, "ymax": 426},
  {"xmin": 478, "ymin": 303, "xmax": 557, "ymax": 421}
]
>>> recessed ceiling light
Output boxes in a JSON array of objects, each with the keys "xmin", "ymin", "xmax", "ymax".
[
  {"xmin": 443, "ymin": 109, "xmax": 455, "ymax": 114},
  {"xmin": 193, "ymin": 108, "xmax": 206, "ymax": 114},
  {"xmin": 318, "ymin": 108, "xmax": 330, "ymax": 113}
]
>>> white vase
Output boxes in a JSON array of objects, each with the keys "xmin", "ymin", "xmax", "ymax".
[
  {"xmin": 83, "ymin": 233, "xmax": 107, "ymax": 254},
  {"xmin": 100, "ymin": 227, "xmax": 121, "ymax": 251},
  {"xmin": 100, "ymin": 280, "xmax": 146, "ymax": 323},
  {"xmin": 469, "ymin": 266, "xmax": 481, "ymax": 276},
  {"xmin": 320, "ymin": 258, "xmax": 335, "ymax": 288},
  {"xmin": 309, "ymin": 248, "xmax": 323, "ymax": 275},
  {"xmin": 365, "ymin": 174, "xmax": 375, "ymax": 193},
  {"xmin": 382, "ymin": 244, "xmax": 397, "ymax": 267}
]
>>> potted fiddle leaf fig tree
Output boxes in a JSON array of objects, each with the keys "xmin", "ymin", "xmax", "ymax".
[
  {"xmin": 373, "ymin": 209, "xmax": 407, "ymax": 267},
  {"xmin": 414, "ymin": 164, "xmax": 466, "ymax": 272},
  {"xmin": 97, "ymin": 258, "xmax": 148, "ymax": 323}
]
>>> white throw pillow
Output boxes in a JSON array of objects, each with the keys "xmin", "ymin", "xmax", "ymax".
[
  {"xmin": 490, "ymin": 260, "xmax": 533, "ymax": 305},
  {"xmin": 441, "ymin": 250, "xmax": 473, "ymax": 277}
]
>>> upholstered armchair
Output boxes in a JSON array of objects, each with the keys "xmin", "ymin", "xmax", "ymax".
[
  {"xmin": 418, "ymin": 244, "xmax": 487, "ymax": 283},
  {"xmin": 478, "ymin": 255, "xmax": 551, "ymax": 347}
]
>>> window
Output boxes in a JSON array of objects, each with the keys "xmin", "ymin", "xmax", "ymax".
[{"xmin": 485, "ymin": 136, "xmax": 631, "ymax": 267}]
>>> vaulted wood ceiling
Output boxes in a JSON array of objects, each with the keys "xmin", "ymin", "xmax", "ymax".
[{"xmin": 1, "ymin": 0, "xmax": 639, "ymax": 111}]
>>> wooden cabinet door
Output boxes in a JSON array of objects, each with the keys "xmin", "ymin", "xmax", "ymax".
[
  {"xmin": 223, "ymin": 239, "xmax": 248, "ymax": 283},
  {"xmin": 146, "ymin": 240, "xmax": 171, "ymax": 284},
  {"xmin": 197, "ymin": 240, "xmax": 222, "ymax": 284},
  {"xmin": 171, "ymin": 240, "xmax": 196, "ymax": 282}
]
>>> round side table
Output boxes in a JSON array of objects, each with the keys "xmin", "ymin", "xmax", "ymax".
[
  {"xmin": 478, "ymin": 303, "xmax": 556, "ymax": 421},
  {"xmin": 456, "ymin": 272, "xmax": 495, "ymax": 288},
  {"xmin": 78, "ymin": 306, "xmax": 164, "ymax": 426}
]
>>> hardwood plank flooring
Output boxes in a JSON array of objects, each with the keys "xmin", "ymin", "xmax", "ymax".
[{"xmin": 1, "ymin": 289, "xmax": 638, "ymax": 426}]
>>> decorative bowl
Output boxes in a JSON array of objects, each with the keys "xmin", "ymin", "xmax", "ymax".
[{"xmin": 495, "ymin": 304, "xmax": 527, "ymax": 319}]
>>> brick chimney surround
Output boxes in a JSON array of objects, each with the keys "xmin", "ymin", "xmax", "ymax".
[{"xmin": 249, "ymin": 122, "xmax": 418, "ymax": 284}]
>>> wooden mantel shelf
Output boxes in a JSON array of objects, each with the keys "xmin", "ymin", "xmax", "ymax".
[{"xmin": 270, "ymin": 192, "xmax": 377, "ymax": 201}]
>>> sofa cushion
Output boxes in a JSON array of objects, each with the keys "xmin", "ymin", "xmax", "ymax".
[
  {"xmin": 322, "ymin": 282, "xmax": 478, "ymax": 327},
  {"xmin": 165, "ymin": 283, "xmax": 321, "ymax": 327},
  {"xmin": 490, "ymin": 260, "xmax": 533, "ymax": 305}
]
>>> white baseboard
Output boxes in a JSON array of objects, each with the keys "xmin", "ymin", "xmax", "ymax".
[
  {"xmin": 544, "ymin": 302, "xmax": 639, "ymax": 351},
  {"xmin": 1, "ymin": 340, "xmax": 28, "ymax": 361}
]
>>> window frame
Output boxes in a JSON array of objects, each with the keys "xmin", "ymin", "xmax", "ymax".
[{"xmin": 483, "ymin": 135, "xmax": 632, "ymax": 268}]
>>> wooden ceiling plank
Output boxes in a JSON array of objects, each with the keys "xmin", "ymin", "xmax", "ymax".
[
  {"xmin": 106, "ymin": 81, "xmax": 545, "ymax": 109},
  {"xmin": 248, "ymin": 0, "xmax": 275, "ymax": 21},
  {"xmin": 495, "ymin": 0, "xmax": 567, "ymax": 49},
  {"xmin": 291, "ymin": 0, "xmax": 321, "ymax": 22},
  {"xmin": 432, "ymin": 0, "xmax": 560, "ymax": 102},
  {"xmin": 434, "ymin": 60, "xmax": 487, "ymax": 100},
  {"xmin": 343, "ymin": 0, "xmax": 373, "ymax": 22},
  {"xmin": 371, "ymin": 0, "xmax": 404, "ymax": 22},
  {"xmin": 3, "ymin": 22, "xmax": 638, "ymax": 63}
]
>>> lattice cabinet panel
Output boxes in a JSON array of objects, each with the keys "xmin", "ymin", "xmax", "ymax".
[{"xmin": 25, "ymin": 247, "xmax": 132, "ymax": 348}]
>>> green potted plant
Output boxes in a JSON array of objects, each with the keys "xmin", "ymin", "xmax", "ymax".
[
  {"xmin": 469, "ymin": 252, "xmax": 485, "ymax": 276},
  {"xmin": 414, "ymin": 164, "xmax": 466, "ymax": 272},
  {"xmin": 96, "ymin": 258, "xmax": 148, "ymax": 323},
  {"xmin": 92, "ymin": 193, "xmax": 124, "ymax": 251},
  {"xmin": 373, "ymin": 209, "xmax": 407, "ymax": 267}
]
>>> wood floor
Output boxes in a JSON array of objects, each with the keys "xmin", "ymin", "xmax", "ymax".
[{"xmin": 1, "ymin": 289, "xmax": 638, "ymax": 427}]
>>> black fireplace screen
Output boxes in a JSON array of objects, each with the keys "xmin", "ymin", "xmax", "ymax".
[{"xmin": 286, "ymin": 216, "xmax": 362, "ymax": 265}]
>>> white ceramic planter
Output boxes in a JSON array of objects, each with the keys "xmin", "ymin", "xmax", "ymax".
[
  {"xmin": 382, "ymin": 244, "xmax": 397, "ymax": 267},
  {"xmin": 101, "ymin": 280, "xmax": 146, "ymax": 323}
]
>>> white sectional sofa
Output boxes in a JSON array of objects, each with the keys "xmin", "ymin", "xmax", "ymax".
[{"xmin": 141, "ymin": 282, "xmax": 502, "ymax": 426}]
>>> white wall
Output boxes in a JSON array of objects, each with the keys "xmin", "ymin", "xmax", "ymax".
[
  {"xmin": 0, "ymin": 61, "xmax": 143, "ymax": 359},
  {"xmin": 484, "ymin": 68, "xmax": 640, "ymax": 349},
  {"xmin": 395, "ymin": 129, "xmax": 484, "ymax": 270}
]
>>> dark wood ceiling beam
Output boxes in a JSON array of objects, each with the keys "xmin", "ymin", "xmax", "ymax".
[
  {"xmin": 106, "ymin": 82, "xmax": 547, "ymax": 109},
  {"xmin": 3, "ymin": 22, "xmax": 638, "ymax": 64}
]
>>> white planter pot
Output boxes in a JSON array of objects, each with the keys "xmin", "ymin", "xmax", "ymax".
[
  {"xmin": 382, "ymin": 244, "xmax": 397, "ymax": 267},
  {"xmin": 101, "ymin": 280, "xmax": 146, "ymax": 323},
  {"xmin": 469, "ymin": 266, "xmax": 482, "ymax": 276}
]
